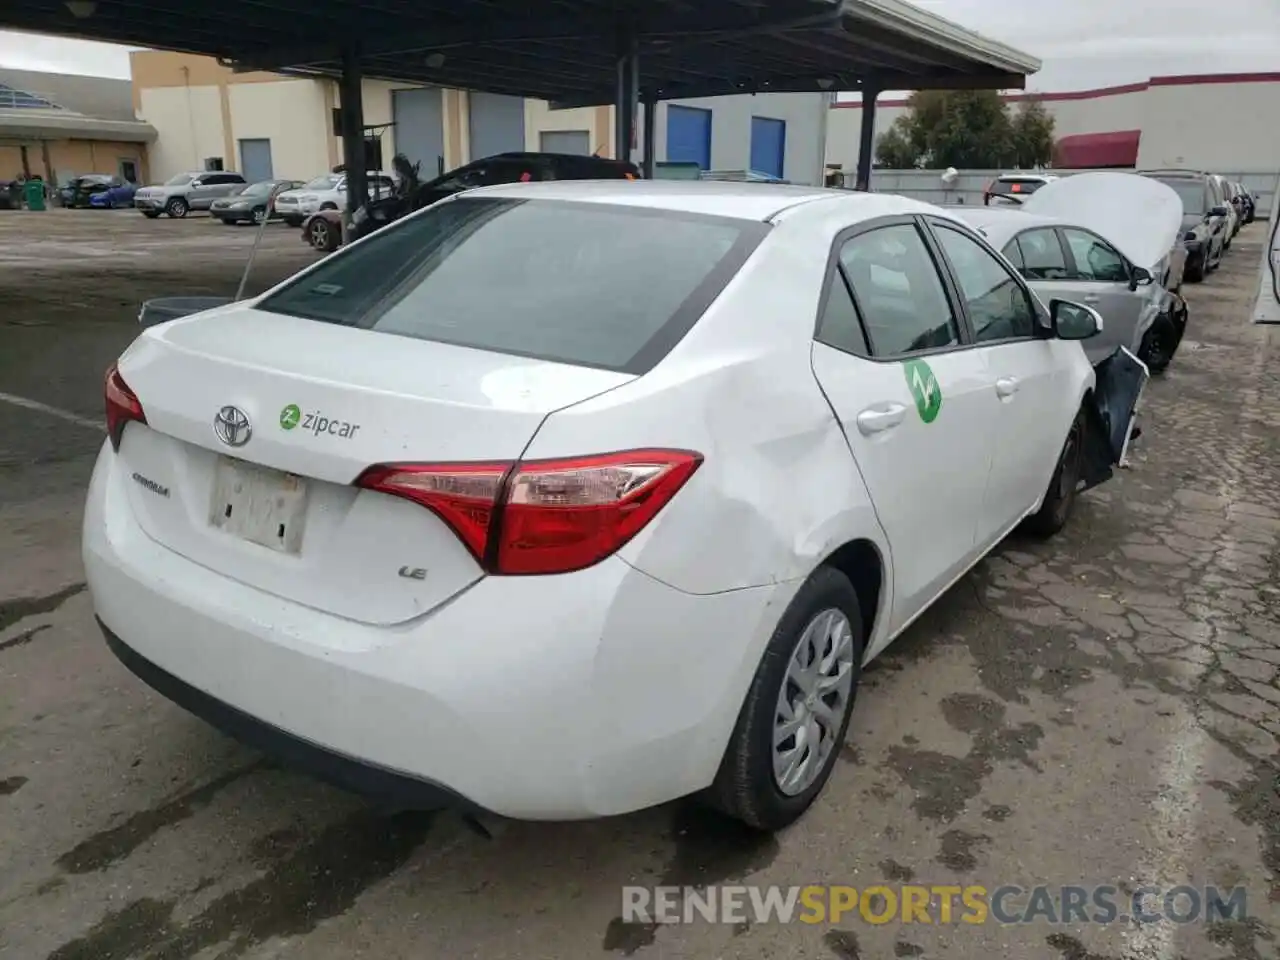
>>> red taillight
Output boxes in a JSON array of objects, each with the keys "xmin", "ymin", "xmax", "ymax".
[
  {"xmin": 104, "ymin": 362, "xmax": 146, "ymax": 451},
  {"xmin": 356, "ymin": 449, "xmax": 702, "ymax": 575}
]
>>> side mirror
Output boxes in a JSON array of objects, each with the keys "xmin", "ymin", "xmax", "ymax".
[
  {"xmin": 1129, "ymin": 266, "xmax": 1154, "ymax": 291},
  {"xmin": 1050, "ymin": 299, "xmax": 1103, "ymax": 340}
]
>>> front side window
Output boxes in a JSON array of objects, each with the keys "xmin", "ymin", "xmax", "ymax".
[
  {"xmin": 1015, "ymin": 228, "xmax": 1069, "ymax": 280},
  {"xmin": 1062, "ymin": 229, "xmax": 1129, "ymax": 283},
  {"xmin": 839, "ymin": 223, "xmax": 959, "ymax": 356},
  {"xmin": 304, "ymin": 175, "xmax": 340, "ymax": 190},
  {"xmin": 934, "ymin": 224, "xmax": 1036, "ymax": 342},
  {"xmin": 257, "ymin": 197, "xmax": 765, "ymax": 374},
  {"xmin": 165, "ymin": 173, "xmax": 194, "ymax": 186}
]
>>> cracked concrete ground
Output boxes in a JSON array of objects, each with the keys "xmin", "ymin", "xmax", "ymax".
[{"xmin": 1, "ymin": 210, "xmax": 1277, "ymax": 960}]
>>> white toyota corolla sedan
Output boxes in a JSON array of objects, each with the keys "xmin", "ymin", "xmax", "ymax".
[{"xmin": 86, "ymin": 181, "xmax": 1132, "ymax": 831}]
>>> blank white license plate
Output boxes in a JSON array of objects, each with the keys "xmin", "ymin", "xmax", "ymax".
[{"xmin": 209, "ymin": 456, "xmax": 308, "ymax": 554}]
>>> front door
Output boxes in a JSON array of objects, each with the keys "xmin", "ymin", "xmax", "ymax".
[
  {"xmin": 810, "ymin": 219, "xmax": 1001, "ymax": 633},
  {"xmin": 1058, "ymin": 227, "xmax": 1147, "ymax": 357},
  {"xmin": 927, "ymin": 218, "xmax": 1067, "ymax": 538}
]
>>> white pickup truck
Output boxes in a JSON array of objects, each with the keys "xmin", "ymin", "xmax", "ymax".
[{"xmin": 273, "ymin": 171, "xmax": 397, "ymax": 227}]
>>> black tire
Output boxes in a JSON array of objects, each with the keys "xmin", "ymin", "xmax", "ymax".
[
  {"xmin": 252, "ymin": 207, "xmax": 267, "ymax": 225},
  {"xmin": 705, "ymin": 566, "xmax": 864, "ymax": 831},
  {"xmin": 283, "ymin": 216, "xmax": 303, "ymax": 227},
  {"xmin": 165, "ymin": 197, "xmax": 188, "ymax": 218},
  {"xmin": 1184, "ymin": 256, "xmax": 1205, "ymax": 283},
  {"xmin": 1021, "ymin": 410, "xmax": 1085, "ymax": 538},
  {"xmin": 141, "ymin": 211, "xmax": 160, "ymax": 220},
  {"xmin": 308, "ymin": 217, "xmax": 341, "ymax": 252},
  {"xmin": 1138, "ymin": 317, "xmax": 1176, "ymax": 374},
  {"xmin": 319, "ymin": 202, "xmax": 338, "ymax": 211}
]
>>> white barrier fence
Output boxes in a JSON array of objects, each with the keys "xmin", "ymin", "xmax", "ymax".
[{"xmin": 843, "ymin": 169, "xmax": 1276, "ymax": 219}]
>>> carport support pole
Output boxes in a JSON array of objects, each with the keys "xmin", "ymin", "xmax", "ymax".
[
  {"xmin": 614, "ymin": 31, "xmax": 639, "ymax": 163},
  {"xmin": 855, "ymin": 86, "xmax": 880, "ymax": 191},
  {"xmin": 641, "ymin": 92, "xmax": 657, "ymax": 178},
  {"xmin": 339, "ymin": 47, "xmax": 368, "ymax": 221}
]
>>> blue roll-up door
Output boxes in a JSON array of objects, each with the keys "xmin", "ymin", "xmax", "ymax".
[
  {"xmin": 750, "ymin": 117, "xmax": 786, "ymax": 179},
  {"xmin": 666, "ymin": 105, "xmax": 712, "ymax": 170}
]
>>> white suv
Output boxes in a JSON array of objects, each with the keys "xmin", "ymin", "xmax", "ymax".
[{"xmin": 273, "ymin": 171, "xmax": 397, "ymax": 226}]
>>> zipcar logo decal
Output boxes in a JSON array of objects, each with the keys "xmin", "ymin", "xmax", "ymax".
[{"xmin": 279, "ymin": 403, "xmax": 361, "ymax": 440}]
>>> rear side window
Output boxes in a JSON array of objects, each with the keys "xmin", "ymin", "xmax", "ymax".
[
  {"xmin": 1015, "ymin": 228, "xmax": 1069, "ymax": 280},
  {"xmin": 839, "ymin": 224, "xmax": 959, "ymax": 356},
  {"xmin": 257, "ymin": 197, "xmax": 766, "ymax": 374},
  {"xmin": 816, "ymin": 268, "xmax": 869, "ymax": 356}
]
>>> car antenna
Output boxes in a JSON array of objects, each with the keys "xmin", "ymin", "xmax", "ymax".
[{"xmin": 235, "ymin": 183, "xmax": 282, "ymax": 301}]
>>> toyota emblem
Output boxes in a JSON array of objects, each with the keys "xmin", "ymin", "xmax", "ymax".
[{"xmin": 213, "ymin": 405, "xmax": 252, "ymax": 447}]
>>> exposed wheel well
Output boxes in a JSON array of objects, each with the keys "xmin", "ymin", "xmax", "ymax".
[{"xmin": 822, "ymin": 539, "xmax": 883, "ymax": 642}]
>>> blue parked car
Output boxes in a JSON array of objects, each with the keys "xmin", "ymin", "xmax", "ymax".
[{"xmin": 87, "ymin": 178, "xmax": 138, "ymax": 209}]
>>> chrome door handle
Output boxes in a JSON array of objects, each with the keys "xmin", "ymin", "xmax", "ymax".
[
  {"xmin": 995, "ymin": 377, "xmax": 1019, "ymax": 398},
  {"xmin": 855, "ymin": 403, "xmax": 907, "ymax": 436}
]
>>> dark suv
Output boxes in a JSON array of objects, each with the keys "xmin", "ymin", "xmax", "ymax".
[
  {"xmin": 1138, "ymin": 170, "xmax": 1230, "ymax": 282},
  {"xmin": 330, "ymin": 152, "xmax": 640, "ymax": 249}
]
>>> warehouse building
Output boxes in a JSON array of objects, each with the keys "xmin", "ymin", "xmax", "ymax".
[
  {"xmin": 130, "ymin": 51, "xmax": 828, "ymax": 187},
  {"xmin": 0, "ymin": 66, "xmax": 154, "ymax": 186},
  {"xmin": 826, "ymin": 71, "xmax": 1280, "ymax": 178}
]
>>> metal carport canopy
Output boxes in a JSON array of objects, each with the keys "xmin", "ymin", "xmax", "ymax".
[
  {"xmin": 1, "ymin": 0, "xmax": 1038, "ymax": 103},
  {"xmin": 1, "ymin": 0, "xmax": 1037, "ymax": 194}
]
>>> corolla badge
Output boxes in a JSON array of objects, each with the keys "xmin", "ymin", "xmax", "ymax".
[{"xmin": 213, "ymin": 405, "xmax": 252, "ymax": 447}]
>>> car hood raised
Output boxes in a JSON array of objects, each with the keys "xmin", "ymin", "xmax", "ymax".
[{"xmin": 1022, "ymin": 172, "xmax": 1183, "ymax": 270}]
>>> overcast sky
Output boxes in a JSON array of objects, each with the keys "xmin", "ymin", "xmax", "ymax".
[{"xmin": 0, "ymin": 0, "xmax": 1277, "ymax": 92}]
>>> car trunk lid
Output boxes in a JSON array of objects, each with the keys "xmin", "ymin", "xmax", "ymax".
[{"xmin": 113, "ymin": 306, "xmax": 633, "ymax": 625}]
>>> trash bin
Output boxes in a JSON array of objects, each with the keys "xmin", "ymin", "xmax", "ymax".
[
  {"xmin": 138, "ymin": 296, "xmax": 235, "ymax": 328},
  {"xmin": 24, "ymin": 180, "xmax": 46, "ymax": 211}
]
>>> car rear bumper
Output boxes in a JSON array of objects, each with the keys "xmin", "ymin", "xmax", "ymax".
[{"xmin": 83, "ymin": 442, "xmax": 787, "ymax": 819}]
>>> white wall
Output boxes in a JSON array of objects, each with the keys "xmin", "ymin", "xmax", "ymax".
[
  {"xmin": 137, "ymin": 85, "xmax": 224, "ymax": 181},
  {"xmin": 1137, "ymin": 81, "xmax": 1280, "ymax": 172},
  {"xmin": 227, "ymin": 79, "xmax": 329, "ymax": 180},
  {"xmin": 524, "ymin": 101, "xmax": 608, "ymax": 155}
]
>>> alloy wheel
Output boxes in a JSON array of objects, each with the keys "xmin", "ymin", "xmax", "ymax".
[{"xmin": 772, "ymin": 608, "xmax": 855, "ymax": 796}]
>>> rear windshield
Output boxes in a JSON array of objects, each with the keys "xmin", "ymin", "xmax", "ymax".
[
  {"xmin": 987, "ymin": 178, "xmax": 1047, "ymax": 197},
  {"xmin": 256, "ymin": 196, "xmax": 767, "ymax": 374},
  {"xmin": 1150, "ymin": 178, "xmax": 1206, "ymax": 215}
]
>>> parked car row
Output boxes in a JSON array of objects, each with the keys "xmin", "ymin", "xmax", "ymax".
[{"xmin": 1136, "ymin": 169, "xmax": 1256, "ymax": 282}]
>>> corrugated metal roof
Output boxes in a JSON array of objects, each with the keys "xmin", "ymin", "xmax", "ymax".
[{"xmin": 0, "ymin": 0, "xmax": 1038, "ymax": 104}]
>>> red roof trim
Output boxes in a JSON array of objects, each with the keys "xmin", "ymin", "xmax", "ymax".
[{"xmin": 830, "ymin": 71, "xmax": 1280, "ymax": 109}]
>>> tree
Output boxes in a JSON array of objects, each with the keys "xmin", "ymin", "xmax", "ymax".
[
  {"xmin": 874, "ymin": 118, "xmax": 919, "ymax": 169},
  {"xmin": 871, "ymin": 89, "xmax": 1055, "ymax": 170},
  {"xmin": 1010, "ymin": 97, "xmax": 1056, "ymax": 168}
]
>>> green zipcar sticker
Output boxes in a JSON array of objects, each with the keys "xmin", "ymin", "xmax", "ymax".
[
  {"xmin": 903, "ymin": 359, "xmax": 943, "ymax": 424},
  {"xmin": 279, "ymin": 404, "xmax": 301, "ymax": 430}
]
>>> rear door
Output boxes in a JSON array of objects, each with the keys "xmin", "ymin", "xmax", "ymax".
[
  {"xmin": 1059, "ymin": 227, "xmax": 1147, "ymax": 355},
  {"xmin": 927, "ymin": 217, "xmax": 1066, "ymax": 538},
  {"xmin": 809, "ymin": 217, "xmax": 1000, "ymax": 631}
]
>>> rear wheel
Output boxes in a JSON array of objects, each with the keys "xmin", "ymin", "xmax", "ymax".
[
  {"xmin": 1021, "ymin": 410, "xmax": 1084, "ymax": 538},
  {"xmin": 706, "ymin": 567, "xmax": 863, "ymax": 831},
  {"xmin": 165, "ymin": 197, "xmax": 188, "ymax": 218},
  {"xmin": 308, "ymin": 217, "xmax": 341, "ymax": 252},
  {"xmin": 1138, "ymin": 318, "xmax": 1176, "ymax": 374},
  {"xmin": 1184, "ymin": 255, "xmax": 1205, "ymax": 283}
]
